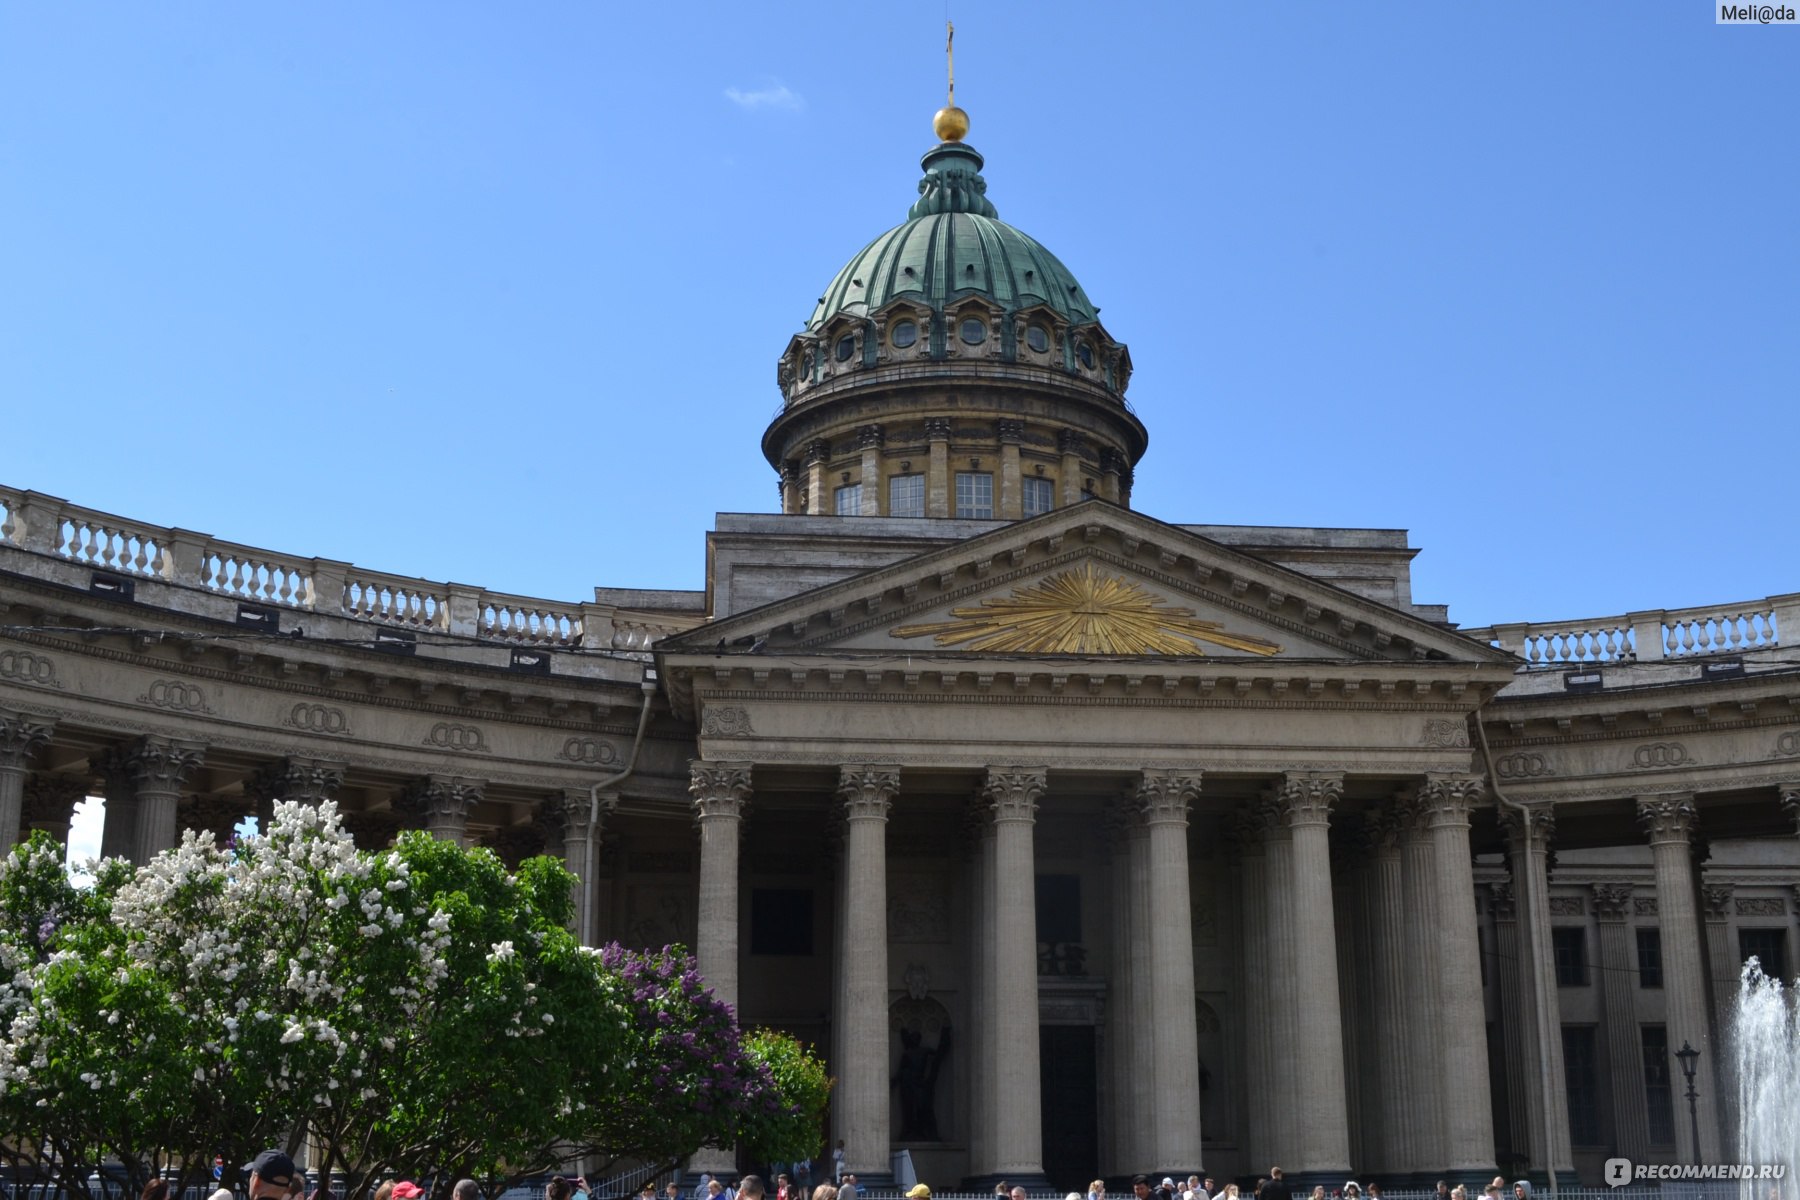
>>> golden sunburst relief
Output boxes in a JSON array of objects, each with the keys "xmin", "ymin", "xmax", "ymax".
[{"xmin": 888, "ymin": 563, "xmax": 1284, "ymax": 656}]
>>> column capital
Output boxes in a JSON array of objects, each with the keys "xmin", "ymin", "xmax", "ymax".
[
  {"xmin": 0, "ymin": 709, "xmax": 55, "ymax": 772},
  {"xmin": 1487, "ymin": 880, "xmax": 1518, "ymax": 920},
  {"xmin": 396, "ymin": 774, "xmax": 483, "ymax": 830},
  {"xmin": 1276, "ymin": 771, "xmax": 1342, "ymax": 828},
  {"xmin": 22, "ymin": 772, "xmax": 86, "ymax": 836},
  {"xmin": 804, "ymin": 438, "xmax": 832, "ymax": 465},
  {"xmin": 983, "ymin": 765, "xmax": 1046, "ymax": 823},
  {"xmin": 1701, "ymin": 882, "xmax": 1734, "ymax": 921},
  {"xmin": 1420, "ymin": 773, "xmax": 1487, "ymax": 827},
  {"xmin": 857, "ymin": 422, "xmax": 886, "ymax": 450},
  {"xmin": 924, "ymin": 417, "xmax": 952, "ymax": 441},
  {"xmin": 1780, "ymin": 784, "xmax": 1800, "ymax": 834},
  {"xmin": 126, "ymin": 736, "xmax": 205, "ymax": 793},
  {"xmin": 543, "ymin": 788, "xmax": 617, "ymax": 841},
  {"xmin": 1636, "ymin": 792, "xmax": 1698, "ymax": 846},
  {"xmin": 1590, "ymin": 882, "xmax": 1634, "ymax": 922},
  {"xmin": 838, "ymin": 764, "xmax": 900, "ymax": 821},
  {"xmin": 1138, "ymin": 769, "xmax": 1202, "ymax": 826},
  {"xmin": 996, "ymin": 418, "xmax": 1025, "ymax": 444},
  {"xmin": 1499, "ymin": 801, "xmax": 1558, "ymax": 852},
  {"xmin": 689, "ymin": 760, "xmax": 752, "ymax": 820},
  {"xmin": 247, "ymin": 756, "xmax": 347, "ymax": 810}
]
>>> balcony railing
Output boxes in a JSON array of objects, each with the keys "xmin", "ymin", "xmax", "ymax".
[
  {"xmin": 0, "ymin": 487, "xmax": 701, "ymax": 655},
  {"xmin": 1465, "ymin": 594, "xmax": 1799, "ymax": 667}
]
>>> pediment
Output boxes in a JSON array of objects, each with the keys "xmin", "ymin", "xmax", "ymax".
[{"xmin": 661, "ymin": 502, "xmax": 1510, "ymax": 667}]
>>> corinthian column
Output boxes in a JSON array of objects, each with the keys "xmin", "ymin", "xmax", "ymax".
[
  {"xmin": 398, "ymin": 775, "xmax": 483, "ymax": 846},
  {"xmin": 1592, "ymin": 883, "xmax": 1651, "ymax": 1164},
  {"xmin": 984, "ymin": 766, "xmax": 1047, "ymax": 1181},
  {"xmin": 838, "ymin": 765, "xmax": 899, "ymax": 1182},
  {"xmin": 1232, "ymin": 802, "xmax": 1276, "ymax": 1171},
  {"xmin": 1420, "ymin": 774, "xmax": 1498, "ymax": 1173},
  {"xmin": 0, "ymin": 710, "xmax": 54, "ymax": 852},
  {"xmin": 1364, "ymin": 804, "xmax": 1413, "ymax": 1176},
  {"xmin": 1108, "ymin": 793, "xmax": 1144, "ymax": 1174},
  {"xmin": 1396, "ymin": 788, "xmax": 1447, "ymax": 1172},
  {"xmin": 247, "ymin": 756, "xmax": 346, "ymax": 829},
  {"xmin": 547, "ymin": 789, "xmax": 616, "ymax": 945},
  {"xmin": 1275, "ymin": 772, "xmax": 1351, "ymax": 1175},
  {"xmin": 1501, "ymin": 803, "xmax": 1573, "ymax": 1178},
  {"xmin": 1637, "ymin": 793, "xmax": 1721, "ymax": 1161},
  {"xmin": 128, "ymin": 736, "xmax": 205, "ymax": 865},
  {"xmin": 1140, "ymin": 769, "xmax": 1205, "ymax": 1174},
  {"xmin": 688, "ymin": 761, "xmax": 751, "ymax": 1008}
]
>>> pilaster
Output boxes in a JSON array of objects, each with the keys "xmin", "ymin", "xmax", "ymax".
[
  {"xmin": 857, "ymin": 425, "xmax": 885, "ymax": 516},
  {"xmin": 1636, "ymin": 793, "xmax": 1720, "ymax": 1161},
  {"xmin": 838, "ymin": 765, "xmax": 899, "ymax": 1181},
  {"xmin": 997, "ymin": 419, "xmax": 1024, "ymax": 519},
  {"xmin": 1057, "ymin": 429, "xmax": 1085, "ymax": 507},
  {"xmin": 1700, "ymin": 879, "xmax": 1739, "ymax": 1151},
  {"xmin": 925, "ymin": 419, "xmax": 951, "ymax": 518},
  {"xmin": 982, "ymin": 766, "xmax": 1047, "ymax": 1180},
  {"xmin": 0, "ymin": 709, "xmax": 55, "ymax": 853}
]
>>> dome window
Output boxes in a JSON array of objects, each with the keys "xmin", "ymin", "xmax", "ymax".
[
  {"xmin": 1026, "ymin": 324, "xmax": 1050, "ymax": 354},
  {"xmin": 835, "ymin": 335, "xmax": 856, "ymax": 362},
  {"xmin": 960, "ymin": 318, "xmax": 987, "ymax": 346},
  {"xmin": 1076, "ymin": 340, "xmax": 1095, "ymax": 369},
  {"xmin": 891, "ymin": 320, "xmax": 919, "ymax": 349}
]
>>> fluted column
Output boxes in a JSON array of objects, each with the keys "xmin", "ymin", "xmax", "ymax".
[
  {"xmin": 1502, "ymin": 803, "xmax": 1574, "ymax": 1178},
  {"xmin": 984, "ymin": 766, "xmax": 1046, "ymax": 1179},
  {"xmin": 549, "ymin": 789, "xmax": 616, "ymax": 945},
  {"xmin": 1397, "ymin": 787, "xmax": 1447, "ymax": 1173},
  {"xmin": 1489, "ymin": 883, "xmax": 1531, "ymax": 1171},
  {"xmin": 398, "ymin": 774, "xmax": 482, "ymax": 846},
  {"xmin": 838, "ymin": 765, "xmax": 899, "ymax": 1180},
  {"xmin": 127, "ymin": 737, "xmax": 205, "ymax": 865},
  {"xmin": 0, "ymin": 710, "xmax": 54, "ymax": 853},
  {"xmin": 1275, "ymin": 772, "xmax": 1351, "ymax": 1174},
  {"xmin": 1140, "ymin": 769, "xmax": 1205, "ymax": 1173},
  {"xmin": 247, "ymin": 756, "xmax": 346, "ymax": 829},
  {"xmin": 1637, "ymin": 794, "xmax": 1720, "ymax": 1160},
  {"xmin": 1262, "ymin": 787, "xmax": 1300, "ymax": 1168},
  {"xmin": 1127, "ymin": 787, "xmax": 1157, "ymax": 1161},
  {"xmin": 688, "ymin": 761, "xmax": 751, "ymax": 1008},
  {"xmin": 1233, "ymin": 803, "xmax": 1275, "ymax": 1172},
  {"xmin": 964, "ymin": 795, "xmax": 996, "ymax": 1175},
  {"xmin": 1421, "ymin": 774, "xmax": 1498, "ymax": 1173},
  {"xmin": 1592, "ymin": 883, "xmax": 1651, "ymax": 1163},
  {"xmin": 1701, "ymin": 880, "xmax": 1740, "ymax": 1152},
  {"xmin": 1365, "ymin": 805, "xmax": 1413, "ymax": 1176}
]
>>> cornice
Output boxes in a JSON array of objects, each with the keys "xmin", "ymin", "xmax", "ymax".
[{"xmin": 687, "ymin": 684, "xmax": 1478, "ymax": 714}]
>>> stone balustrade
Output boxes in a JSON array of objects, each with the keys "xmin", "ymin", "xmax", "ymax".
[
  {"xmin": 0, "ymin": 486, "xmax": 697, "ymax": 656},
  {"xmin": 1468, "ymin": 593, "xmax": 1800, "ymax": 666}
]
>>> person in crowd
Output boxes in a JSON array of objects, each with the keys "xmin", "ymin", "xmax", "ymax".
[
  {"xmin": 777, "ymin": 1175, "xmax": 793, "ymax": 1200},
  {"xmin": 244, "ymin": 1153, "xmax": 303, "ymax": 1200},
  {"xmin": 1511, "ymin": 1183, "xmax": 1533, "ymax": 1200},
  {"xmin": 372, "ymin": 1183, "xmax": 395, "ymax": 1200},
  {"xmin": 1089, "ymin": 1181, "xmax": 1107, "ymax": 1200},
  {"xmin": 906, "ymin": 1188, "xmax": 931, "ymax": 1200},
  {"xmin": 1343, "ymin": 1185, "xmax": 1361, "ymax": 1200},
  {"xmin": 454, "ymin": 1182, "xmax": 479, "ymax": 1200},
  {"xmin": 1262, "ymin": 1170, "xmax": 1292, "ymax": 1200},
  {"xmin": 832, "ymin": 1144, "xmax": 846, "ymax": 1187},
  {"xmin": 1160, "ymin": 1179, "xmax": 1179, "ymax": 1200},
  {"xmin": 391, "ymin": 1184, "xmax": 423, "ymax": 1200},
  {"xmin": 739, "ymin": 1178, "xmax": 766, "ymax": 1200},
  {"xmin": 810, "ymin": 1186, "xmax": 838, "ymax": 1200},
  {"xmin": 1450, "ymin": 1186, "xmax": 1468, "ymax": 1200},
  {"xmin": 1308, "ymin": 1187, "xmax": 1325, "ymax": 1200},
  {"xmin": 1435, "ymin": 1183, "xmax": 1450, "ymax": 1200},
  {"xmin": 1132, "ymin": 1177, "xmax": 1153, "ymax": 1200},
  {"xmin": 838, "ymin": 1176, "xmax": 858, "ymax": 1200},
  {"xmin": 142, "ymin": 1181, "xmax": 170, "ymax": 1200},
  {"xmin": 1366, "ymin": 1188, "xmax": 1382, "ymax": 1200},
  {"xmin": 1222, "ymin": 1188, "xmax": 1241, "ymax": 1200}
]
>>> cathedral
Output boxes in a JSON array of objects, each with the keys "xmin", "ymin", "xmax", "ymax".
[{"xmin": 0, "ymin": 94, "xmax": 1796, "ymax": 1192}]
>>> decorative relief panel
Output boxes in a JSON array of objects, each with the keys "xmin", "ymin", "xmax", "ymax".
[
  {"xmin": 285, "ymin": 702, "xmax": 352, "ymax": 736},
  {"xmin": 1633, "ymin": 742, "xmax": 1694, "ymax": 769},
  {"xmin": 1494, "ymin": 751, "xmax": 1555, "ymax": 780},
  {"xmin": 622, "ymin": 884, "xmax": 692, "ymax": 950},
  {"xmin": 1548, "ymin": 896, "xmax": 1586, "ymax": 916},
  {"xmin": 558, "ymin": 736, "xmax": 620, "ymax": 765},
  {"xmin": 1421, "ymin": 719, "xmax": 1470, "ymax": 749},
  {"xmin": 423, "ymin": 723, "xmax": 488, "ymax": 753},
  {"xmin": 1634, "ymin": 896, "xmax": 1660, "ymax": 916},
  {"xmin": 139, "ymin": 679, "xmax": 211, "ymax": 714},
  {"xmin": 1774, "ymin": 730, "xmax": 1800, "ymax": 758},
  {"xmin": 0, "ymin": 649, "xmax": 60, "ymax": 688},
  {"xmin": 1736, "ymin": 897, "xmax": 1788, "ymax": 917},
  {"xmin": 701, "ymin": 705, "xmax": 755, "ymax": 737},
  {"xmin": 889, "ymin": 867, "xmax": 951, "ymax": 942}
]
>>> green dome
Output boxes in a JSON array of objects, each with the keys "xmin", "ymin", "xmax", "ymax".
[{"xmin": 806, "ymin": 143, "xmax": 1099, "ymax": 333}]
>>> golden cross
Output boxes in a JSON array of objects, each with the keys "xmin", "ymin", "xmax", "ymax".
[{"xmin": 946, "ymin": 21, "xmax": 956, "ymax": 106}]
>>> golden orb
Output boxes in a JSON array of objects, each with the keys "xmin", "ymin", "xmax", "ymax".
[{"xmin": 933, "ymin": 105, "xmax": 970, "ymax": 143}]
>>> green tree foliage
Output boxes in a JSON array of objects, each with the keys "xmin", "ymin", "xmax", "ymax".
[
  {"xmin": 739, "ymin": 1030, "xmax": 832, "ymax": 1167},
  {"xmin": 0, "ymin": 806, "xmax": 819, "ymax": 1197}
]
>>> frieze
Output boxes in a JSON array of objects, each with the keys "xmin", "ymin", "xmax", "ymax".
[
  {"xmin": 1494, "ymin": 751, "xmax": 1555, "ymax": 780},
  {"xmin": 1774, "ymin": 730, "xmax": 1800, "ymax": 758},
  {"xmin": 691, "ymin": 684, "xmax": 1473, "ymax": 715},
  {"xmin": 139, "ymin": 679, "xmax": 212, "ymax": 714},
  {"xmin": 1736, "ymin": 897, "xmax": 1788, "ymax": 917},
  {"xmin": 701, "ymin": 705, "xmax": 755, "ymax": 737},
  {"xmin": 0, "ymin": 649, "xmax": 60, "ymax": 689},
  {"xmin": 1548, "ymin": 896, "xmax": 1586, "ymax": 916},
  {"xmin": 285, "ymin": 702, "xmax": 352, "ymax": 736},
  {"xmin": 423, "ymin": 722, "xmax": 489, "ymax": 753},
  {"xmin": 1634, "ymin": 896, "xmax": 1659, "ymax": 916},
  {"xmin": 1634, "ymin": 742, "xmax": 1695, "ymax": 769},
  {"xmin": 1421, "ymin": 719, "xmax": 1470, "ymax": 748},
  {"xmin": 558, "ymin": 736, "xmax": 620, "ymax": 765}
]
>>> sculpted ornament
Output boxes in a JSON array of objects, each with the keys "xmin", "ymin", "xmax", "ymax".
[
  {"xmin": 0, "ymin": 709, "xmax": 54, "ymax": 769},
  {"xmin": 396, "ymin": 774, "xmax": 483, "ymax": 830},
  {"xmin": 1420, "ymin": 774, "xmax": 1487, "ymax": 827},
  {"xmin": 1499, "ymin": 803, "xmax": 1557, "ymax": 852},
  {"xmin": 688, "ymin": 760, "xmax": 752, "ymax": 820},
  {"xmin": 839, "ymin": 765, "xmax": 900, "ymax": 821},
  {"xmin": 1636, "ymin": 794, "xmax": 1698, "ymax": 845},
  {"xmin": 126, "ymin": 737, "xmax": 205, "ymax": 793},
  {"xmin": 1701, "ymin": 884, "xmax": 1735, "ymax": 921},
  {"xmin": 138, "ymin": 679, "xmax": 211, "ymax": 714},
  {"xmin": 890, "ymin": 562, "xmax": 1283, "ymax": 657},
  {"xmin": 1421, "ymin": 719, "xmax": 1471, "ymax": 749},
  {"xmin": 1590, "ymin": 882, "xmax": 1634, "ymax": 921},
  {"xmin": 1277, "ymin": 773, "xmax": 1343, "ymax": 828},
  {"xmin": 1138, "ymin": 769, "xmax": 1203, "ymax": 826},
  {"xmin": 700, "ymin": 705, "xmax": 755, "ymax": 738},
  {"xmin": 0, "ymin": 649, "xmax": 59, "ymax": 688},
  {"xmin": 983, "ymin": 767, "xmax": 1046, "ymax": 822}
]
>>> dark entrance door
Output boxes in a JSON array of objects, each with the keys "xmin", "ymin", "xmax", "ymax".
[{"xmin": 1039, "ymin": 1024, "xmax": 1099, "ymax": 1192}]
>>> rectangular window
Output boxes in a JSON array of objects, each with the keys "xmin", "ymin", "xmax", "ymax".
[
  {"xmin": 1022, "ymin": 475, "xmax": 1055, "ymax": 518},
  {"xmin": 1740, "ymin": 928, "xmax": 1788, "ymax": 982},
  {"xmin": 1563, "ymin": 1025, "xmax": 1601, "ymax": 1145},
  {"xmin": 888, "ymin": 473, "xmax": 925, "ymax": 518},
  {"xmin": 1642, "ymin": 1024, "xmax": 1676, "ymax": 1145},
  {"xmin": 834, "ymin": 483, "xmax": 863, "ymax": 516},
  {"xmin": 750, "ymin": 888, "xmax": 814, "ymax": 956},
  {"xmin": 1035, "ymin": 874, "xmax": 1082, "ymax": 944},
  {"xmin": 1637, "ymin": 927, "xmax": 1664, "ymax": 988},
  {"xmin": 1552, "ymin": 927, "xmax": 1589, "ymax": 987},
  {"xmin": 955, "ymin": 471, "xmax": 993, "ymax": 519}
]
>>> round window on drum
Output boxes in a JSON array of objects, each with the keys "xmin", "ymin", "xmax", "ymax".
[
  {"xmin": 835, "ymin": 335, "xmax": 856, "ymax": 362},
  {"xmin": 1026, "ymin": 324, "xmax": 1050, "ymax": 353},
  {"xmin": 960, "ymin": 318, "xmax": 987, "ymax": 345},
  {"xmin": 891, "ymin": 320, "xmax": 918, "ymax": 349}
]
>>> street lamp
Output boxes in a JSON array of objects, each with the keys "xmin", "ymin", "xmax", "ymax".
[{"xmin": 1674, "ymin": 1040, "xmax": 1702, "ymax": 1155}]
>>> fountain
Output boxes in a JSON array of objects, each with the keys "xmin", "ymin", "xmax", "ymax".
[{"xmin": 1733, "ymin": 959, "xmax": 1799, "ymax": 1198}]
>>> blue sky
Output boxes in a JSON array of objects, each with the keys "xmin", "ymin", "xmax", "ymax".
[{"xmin": 3, "ymin": 1, "xmax": 1796, "ymax": 645}]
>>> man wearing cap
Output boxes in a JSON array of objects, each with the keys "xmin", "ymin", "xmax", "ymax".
[
  {"xmin": 906, "ymin": 1187, "xmax": 931, "ymax": 1200},
  {"xmin": 244, "ymin": 1153, "xmax": 301, "ymax": 1200}
]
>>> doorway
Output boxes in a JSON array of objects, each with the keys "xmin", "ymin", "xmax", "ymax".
[{"xmin": 1039, "ymin": 1024, "xmax": 1099, "ymax": 1191}]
